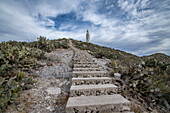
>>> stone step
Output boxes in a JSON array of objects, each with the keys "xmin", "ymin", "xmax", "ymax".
[
  {"xmin": 72, "ymin": 77, "xmax": 113, "ymax": 85},
  {"xmin": 73, "ymin": 56, "xmax": 93, "ymax": 60},
  {"xmin": 73, "ymin": 68, "xmax": 101, "ymax": 71},
  {"xmin": 70, "ymin": 84, "xmax": 117, "ymax": 97},
  {"xmin": 66, "ymin": 94, "xmax": 131, "ymax": 113},
  {"xmin": 74, "ymin": 64, "xmax": 99, "ymax": 68},
  {"xmin": 74, "ymin": 53, "xmax": 92, "ymax": 57},
  {"xmin": 113, "ymin": 112, "xmax": 134, "ymax": 113},
  {"xmin": 72, "ymin": 71, "xmax": 107, "ymax": 77},
  {"xmin": 73, "ymin": 59, "xmax": 95, "ymax": 63},
  {"xmin": 74, "ymin": 62, "xmax": 97, "ymax": 65}
]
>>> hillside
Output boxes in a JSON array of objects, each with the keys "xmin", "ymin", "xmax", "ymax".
[
  {"xmin": 143, "ymin": 53, "xmax": 170, "ymax": 64},
  {"xmin": 0, "ymin": 37, "xmax": 170, "ymax": 112},
  {"xmin": 71, "ymin": 39, "xmax": 170, "ymax": 112}
]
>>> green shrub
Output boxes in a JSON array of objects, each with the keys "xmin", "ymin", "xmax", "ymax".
[
  {"xmin": 0, "ymin": 71, "xmax": 24, "ymax": 112},
  {"xmin": 59, "ymin": 41, "xmax": 69, "ymax": 49}
]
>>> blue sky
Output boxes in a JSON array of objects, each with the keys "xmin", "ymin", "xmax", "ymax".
[{"xmin": 0, "ymin": 0, "xmax": 170, "ymax": 56}]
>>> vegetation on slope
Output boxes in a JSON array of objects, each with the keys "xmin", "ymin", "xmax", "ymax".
[
  {"xmin": 71, "ymin": 39, "xmax": 140, "ymax": 67},
  {"xmin": 1, "ymin": 37, "xmax": 169, "ymax": 112},
  {"xmin": 0, "ymin": 37, "xmax": 69, "ymax": 112},
  {"xmin": 71, "ymin": 39, "xmax": 170, "ymax": 112}
]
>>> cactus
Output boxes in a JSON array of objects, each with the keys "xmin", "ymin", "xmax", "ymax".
[
  {"xmin": 34, "ymin": 36, "xmax": 69, "ymax": 52},
  {"xmin": 0, "ymin": 38, "xmax": 71, "ymax": 112},
  {"xmin": 0, "ymin": 75, "xmax": 22, "ymax": 112},
  {"xmin": 0, "ymin": 42, "xmax": 45, "ymax": 77}
]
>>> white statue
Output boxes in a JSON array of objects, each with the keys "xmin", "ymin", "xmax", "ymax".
[{"xmin": 86, "ymin": 30, "xmax": 90, "ymax": 42}]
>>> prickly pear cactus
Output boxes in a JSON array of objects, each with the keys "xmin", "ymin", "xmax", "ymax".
[{"xmin": 0, "ymin": 42, "xmax": 43, "ymax": 76}]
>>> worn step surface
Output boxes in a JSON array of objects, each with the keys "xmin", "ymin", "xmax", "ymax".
[
  {"xmin": 74, "ymin": 64, "xmax": 99, "ymax": 68},
  {"xmin": 66, "ymin": 94, "xmax": 131, "ymax": 113},
  {"xmin": 70, "ymin": 84, "xmax": 117, "ymax": 97},
  {"xmin": 73, "ymin": 68, "xmax": 101, "ymax": 71},
  {"xmin": 74, "ymin": 59, "xmax": 95, "ymax": 62},
  {"xmin": 72, "ymin": 77, "xmax": 113, "ymax": 85},
  {"xmin": 74, "ymin": 62, "xmax": 97, "ymax": 65},
  {"xmin": 72, "ymin": 71, "xmax": 107, "ymax": 77},
  {"xmin": 72, "ymin": 71, "xmax": 107, "ymax": 74}
]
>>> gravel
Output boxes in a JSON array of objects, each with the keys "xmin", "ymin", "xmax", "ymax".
[{"xmin": 6, "ymin": 77, "xmax": 70, "ymax": 113}]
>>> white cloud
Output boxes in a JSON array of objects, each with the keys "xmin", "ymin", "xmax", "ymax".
[
  {"xmin": 134, "ymin": 38, "xmax": 170, "ymax": 56},
  {"xmin": 30, "ymin": 0, "xmax": 82, "ymax": 18},
  {"xmin": 0, "ymin": 0, "xmax": 169, "ymax": 56},
  {"xmin": 0, "ymin": 0, "xmax": 84, "ymax": 41}
]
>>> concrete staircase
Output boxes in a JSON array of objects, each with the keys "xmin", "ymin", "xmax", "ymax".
[{"xmin": 66, "ymin": 41, "xmax": 132, "ymax": 113}]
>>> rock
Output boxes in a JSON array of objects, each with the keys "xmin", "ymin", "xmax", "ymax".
[
  {"xmin": 45, "ymin": 96, "xmax": 51, "ymax": 100},
  {"xmin": 24, "ymin": 84, "xmax": 33, "ymax": 90},
  {"xmin": 141, "ymin": 61, "xmax": 145, "ymax": 66},
  {"xmin": 155, "ymin": 88, "xmax": 160, "ymax": 92},
  {"xmin": 65, "ymin": 81, "xmax": 71, "ymax": 91},
  {"xmin": 40, "ymin": 62, "xmax": 47, "ymax": 66},
  {"xmin": 122, "ymin": 106, "xmax": 130, "ymax": 111},
  {"xmin": 35, "ymin": 64, "xmax": 72, "ymax": 79},
  {"xmin": 163, "ymin": 98, "xmax": 170, "ymax": 111},
  {"xmin": 46, "ymin": 106, "xmax": 54, "ymax": 111},
  {"xmin": 114, "ymin": 73, "xmax": 121, "ymax": 79},
  {"xmin": 46, "ymin": 87, "xmax": 61, "ymax": 95},
  {"xmin": 150, "ymin": 89, "xmax": 154, "ymax": 93},
  {"xmin": 58, "ymin": 80, "xmax": 67, "ymax": 87}
]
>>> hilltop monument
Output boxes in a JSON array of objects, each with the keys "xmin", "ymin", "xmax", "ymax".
[{"xmin": 86, "ymin": 30, "xmax": 90, "ymax": 42}]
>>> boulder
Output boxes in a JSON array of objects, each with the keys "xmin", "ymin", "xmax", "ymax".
[{"xmin": 114, "ymin": 73, "xmax": 121, "ymax": 79}]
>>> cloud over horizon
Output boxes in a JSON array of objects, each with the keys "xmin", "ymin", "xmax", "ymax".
[{"xmin": 0, "ymin": 0, "xmax": 170, "ymax": 56}]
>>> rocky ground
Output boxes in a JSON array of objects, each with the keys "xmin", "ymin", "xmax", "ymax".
[
  {"xmin": 32, "ymin": 49, "xmax": 74, "ymax": 79},
  {"xmin": 5, "ymin": 48, "xmax": 112, "ymax": 113},
  {"xmin": 93, "ymin": 57, "xmax": 111, "ymax": 72},
  {"xmin": 6, "ymin": 77, "xmax": 70, "ymax": 113},
  {"xmin": 6, "ymin": 49, "xmax": 74, "ymax": 113}
]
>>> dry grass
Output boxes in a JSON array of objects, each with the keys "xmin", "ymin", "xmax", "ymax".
[
  {"xmin": 45, "ymin": 52, "xmax": 61, "ymax": 62},
  {"xmin": 131, "ymin": 102, "xmax": 146, "ymax": 113}
]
